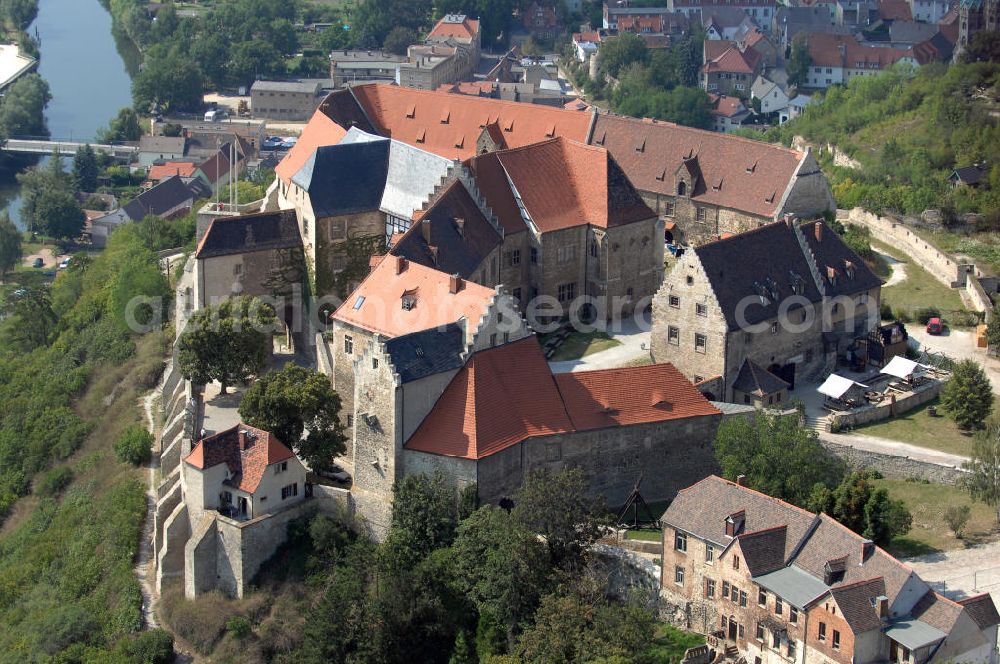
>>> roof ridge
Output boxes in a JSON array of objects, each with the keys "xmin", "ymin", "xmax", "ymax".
[
  {"xmin": 830, "ymin": 575, "xmax": 885, "ymax": 593},
  {"xmin": 738, "ymin": 523, "xmax": 788, "ymax": 539}
]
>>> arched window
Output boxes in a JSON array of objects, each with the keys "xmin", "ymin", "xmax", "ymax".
[{"xmin": 678, "ymin": 180, "xmax": 687, "ymax": 196}]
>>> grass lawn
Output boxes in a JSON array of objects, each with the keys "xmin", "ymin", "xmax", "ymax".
[
  {"xmin": 914, "ymin": 227, "xmax": 1000, "ymax": 277},
  {"xmin": 626, "ymin": 528, "xmax": 662, "ymax": 542},
  {"xmin": 852, "ymin": 398, "xmax": 974, "ymax": 457},
  {"xmin": 873, "ymin": 240, "xmax": 969, "ymax": 322},
  {"xmin": 875, "ymin": 479, "xmax": 999, "ymax": 558},
  {"xmin": 622, "ymin": 354, "xmax": 654, "ymax": 367},
  {"xmin": 547, "ymin": 330, "xmax": 621, "ymax": 361},
  {"xmin": 644, "ymin": 624, "xmax": 706, "ymax": 663}
]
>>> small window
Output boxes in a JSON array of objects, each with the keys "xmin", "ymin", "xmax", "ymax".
[
  {"xmin": 739, "ymin": 590, "xmax": 747, "ymax": 607},
  {"xmin": 818, "ymin": 622, "xmax": 826, "ymax": 641},
  {"xmin": 490, "ymin": 333, "xmax": 497, "ymax": 347},
  {"xmin": 675, "ymin": 531, "xmax": 688, "ymax": 552},
  {"xmin": 731, "ymin": 584, "xmax": 739, "ymax": 602},
  {"xmin": 686, "ymin": 275, "xmax": 693, "ymax": 285},
  {"xmin": 756, "ymin": 622, "xmax": 764, "ymax": 641},
  {"xmin": 705, "ymin": 544, "xmax": 714, "ymax": 563},
  {"xmin": 344, "ymin": 335, "xmax": 353, "ymax": 355},
  {"xmin": 790, "ymin": 607, "xmax": 798, "ymax": 624},
  {"xmin": 696, "ymin": 303, "xmax": 708, "ymax": 316},
  {"xmin": 833, "ymin": 630, "xmax": 841, "ymax": 650},
  {"xmin": 347, "ymin": 414, "xmax": 354, "ymax": 427},
  {"xmin": 733, "ymin": 555, "xmax": 740, "ymax": 570},
  {"xmin": 674, "ymin": 566, "xmax": 685, "ymax": 585},
  {"xmin": 530, "ymin": 247, "xmax": 538, "ymax": 264},
  {"xmin": 697, "ymin": 207, "xmax": 707, "ymax": 222},
  {"xmin": 772, "ymin": 632, "xmax": 780, "ymax": 648},
  {"xmin": 372, "ymin": 357, "xmax": 379, "ymax": 369},
  {"xmin": 695, "ymin": 333, "xmax": 707, "ymax": 354},
  {"xmin": 669, "ymin": 295, "xmax": 680, "ymax": 308},
  {"xmin": 771, "ymin": 321, "xmax": 779, "ymax": 334},
  {"xmin": 788, "ymin": 640, "xmax": 797, "ymax": 658},
  {"xmin": 775, "ymin": 598, "xmax": 783, "ymax": 616},
  {"xmin": 705, "ymin": 578, "xmax": 716, "ymax": 597},
  {"xmin": 668, "ymin": 326, "xmax": 680, "ymax": 346},
  {"xmin": 723, "ymin": 581, "xmax": 731, "ymax": 598},
  {"xmin": 281, "ymin": 483, "xmax": 298, "ymax": 500}
]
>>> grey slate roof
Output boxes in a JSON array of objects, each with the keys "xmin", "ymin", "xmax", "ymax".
[
  {"xmin": 830, "ymin": 578, "xmax": 887, "ymax": 633},
  {"xmin": 251, "ymin": 80, "xmax": 321, "ymax": 94},
  {"xmin": 798, "ymin": 220, "xmax": 883, "ymax": 299},
  {"xmin": 195, "ymin": 209, "xmax": 302, "ymax": 259},
  {"xmin": 122, "ymin": 175, "xmax": 196, "ymax": 220},
  {"xmin": 384, "ymin": 322, "xmax": 465, "ymax": 383},
  {"xmin": 884, "ymin": 619, "xmax": 947, "ymax": 649},
  {"xmin": 292, "ymin": 139, "xmax": 390, "ymax": 217},
  {"xmin": 754, "ymin": 565, "xmax": 830, "ymax": 609},
  {"xmin": 732, "ymin": 357, "xmax": 790, "ymax": 396},
  {"xmin": 959, "ymin": 594, "xmax": 1000, "ymax": 630},
  {"xmin": 139, "ymin": 135, "xmax": 186, "ymax": 155}
]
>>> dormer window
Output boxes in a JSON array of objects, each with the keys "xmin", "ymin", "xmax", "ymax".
[
  {"xmin": 845, "ymin": 260, "xmax": 856, "ymax": 279},
  {"xmin": 725, "ymin": 510, "xmax": 745, "ymax": 536},
  {"xmin": 401, "ymin": 289, "xmax": 418, "ymax": 310},
  {"xmin": 678, "ymin": 181, "xmax": 687, "ymax": 196}
]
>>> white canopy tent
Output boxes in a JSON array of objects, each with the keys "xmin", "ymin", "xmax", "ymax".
[
  {"xmin": 881, "ymin": 356, "xmax": 929, "ymax": 380},
  {"xmin": 817, "ymin": 374, "xmax": 870, "ymax": 400}
]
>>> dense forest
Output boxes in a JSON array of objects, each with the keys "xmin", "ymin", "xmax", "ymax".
[{"xmin": 754, "ymin": 60, "xmax": 1000, "ymax": 222}]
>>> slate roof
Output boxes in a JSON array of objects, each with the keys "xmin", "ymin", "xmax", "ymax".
[
  {"xmin": 122, "ymin": 175, "xmax": 196, "ymax": 220},
  {"xmin": 737, "ymin": 525, "xmax": 789, "ymax": 576},
  {"xmin": 731, "ymin": 357, "xmax": 790, "ymax": 396},
  {"xmin": 383, "ymin": 322, "xmax": 466, "ymax": 383},
  {"xmin": 694, "ymin": 219, "xmax": 878, "ymax": 330},
  {"xmin": 830, "ymin": 578, "xmax": 887, "ymax": 633},
  {"xmin": 292, "ymin": 139, "xmax": 390, "ymax": 217},
  {"xmin": 390, "ymin": 180, "xmax": 501, "ymax": 279},
  {"xmin": 591, "ymin": 114, "xmax": 805, "ymax": 218},
  {"xmin": 466, "ymin": 137, "xmax": 654, "ymax": 233},
  {"xmin": 185, "ymin": 423, "xmax": 295, "ymax": 493},
  {"xmin": 553, "ymin": 363, "xmax": 720, "ymax": 431},
  {"xmin": 951, "ymin": 164, "xmax": 987, "ymax": 185},
  {"xmin": 332, "ymin": 255, "xmax": 496, "ymax": 340},
  {"xmin": 139, "ymin": 135, "xmax": 186, "ymax": 155},
  {"xmin": 958, "ymin": 594, "xmax": 1000, "ymax": 630},
  {"xmin": 195, "ymin": 209, "xmax": 302, "ymax": 259}
]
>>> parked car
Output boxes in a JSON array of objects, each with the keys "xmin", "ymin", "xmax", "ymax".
[
  {"xmin": 926, "ymin": 317, "xmax": 944, "ymax": 335},
  {"xmin": 58, "ymin": 257, "xmax": 71, "ymax": 270},
  {"xmin": 317, "ymin": 466, "xmax": 352, "ymax": 484},
  {"xmin": 31, "ymin": 257, "xmax": 43, "ymax": 268},
  {"xmin": 262, "ymin": 136, "xmax": 284, "ymax": 150}
]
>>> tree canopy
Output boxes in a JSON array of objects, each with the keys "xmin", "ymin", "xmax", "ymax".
[
  {"xmin": 0, "ymin": 73, "xmax": 50, "ymax": 140},
  {"xmin": 237, "ymin": 363, "xmax": 347, "ymax": 472},
  {"xmin": 0, "ymin": 212, "xmax": 21, "ymax": 279},
  {"xmin": 964, "ymin": 420, "xmax": 1000, "ymax": 523},
  {"xmin": 17, "ymin": 155, "xmax": 85, "ymax": 239},
  {"xmin": 941, "ymin": 359, "xmax": 993, "ymax": 430},
  {"xmin": 72, "ymin": 144, "xmax": 99, "ymax": 193}
]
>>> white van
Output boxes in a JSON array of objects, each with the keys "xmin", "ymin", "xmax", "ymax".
[{"xmin": 204, "ymin": 109, "xmax": 228, "ymax": 122}]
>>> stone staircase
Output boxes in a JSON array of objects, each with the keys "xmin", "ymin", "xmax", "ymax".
[{"xmin": 804, "ymin": 411, "xmax": 831, "ymax": 434}]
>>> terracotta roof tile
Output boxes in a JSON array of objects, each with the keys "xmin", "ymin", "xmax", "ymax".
[
  {"xmin": 958, "ymin": 594, "xmax": 1000, "ymax": 630},
  {"xmin": 554, "ymin": 363, "xmax": 719, "ymax": 431},
  {"xmin": 704, "ymin": 43, "xmax": 761, "ymax": 74},
  {"xmin": 592, "ymin": 114, "xmax": 803, "ymax": 218},
  {"xmin": 275, "ymin": 108, "xmax": 350, "ymax": 185},
  {"xmin": 880, "ymin": 0, "xmax": 912, "ymax": 20},
  {"xmin": 428, "ymin": 14, "xmax": 480, "ymax": 41},
  {"xmin": 184, "ymin": 423, "xmax": 295, "ymax": 493},
  {"xmin": 147, "ymin": 161, "xmax": 197, "ymax": 181},
  {"xmin": 332, "ymin": 254, "xmax": 495, "ymax": 340}
]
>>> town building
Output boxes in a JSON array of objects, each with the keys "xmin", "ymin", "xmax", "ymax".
[
  {"xmin": 145, "ymin": 161, "xmax": 198, "ymax": 186},
  {"xmin": 705, "ymin": 7, "xmax": 762, "ymax": 42},
  {"xmin": 194, "ymin": 141, "xmax": 248, "ymax": 194},
  {"xmin": 328, "ymin": 50, "xmax": 407, "ymax": 87},
  {"xmin": 279, "ymin": 84, "xmax": 834, "ymax": 246},
  {"xmin": 138, "ymin": 135, "xmax": 187, "ymax": 169},
  {"xmin": 573, "ymin": 30, "xmax": 602, "ymax": 61},
  {"xmin": 804, "ymin": 33, "xmax": 916, "ymax": 89},
  {"xmin": 703, "ymin": 40, "xmax": 764, "ymax": 96},
  {"xmin": 775, "ymin": 6, "xmax": 854, "ymax": 51},
  {"xmin": 250, "ymin": 80, "xmax": 323, "ymax": 121},
  {"xmin": 650, "ymin": 218, "xmax": 882, "ymax": 402},
  {"xmin": 739, "ymin": 27, "xmax": 780, "ymax": 68},
  {"xmin": 397, "ymin": 13, "xmax": 482, "ymax": 90},
  {"xmin": 908, "ymin": 0, "xmax": 953, "ymax": 22},
  {"xmin": 668, "ymin": 0, "xmax": 777, "ymax": 30},
  {"xmin": 708, "ymin": 94, "xmax": 751, "ymax": 133},
  {"xmin": 660, "ymin": 475, "xmax": 1000, "ymax": 664},
  {"xmin": 522, "ymin": 2, "xmax": 560, "ymax": 39},
  {"xmin": 751, "ymin": 76, "xmax": 790, "ymax": 116}
]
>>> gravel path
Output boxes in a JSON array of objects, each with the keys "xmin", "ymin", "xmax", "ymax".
[
  {"xmin": 548, "ymin": 315, "xmax": 652, "ymax": 373},
  {"xmin": 876, "ymin": 248, "xmax": 908, "ymax": 288},
  {"xmin": 905, "ymin": 540, "xmax": 1000, "ymax": 604}
]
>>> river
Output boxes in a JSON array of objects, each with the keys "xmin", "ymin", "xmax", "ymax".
[{"xmin": 0, "ymin": 0, "xmax": 136, "ymax": 228}]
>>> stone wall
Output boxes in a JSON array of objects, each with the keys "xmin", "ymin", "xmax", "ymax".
[
  {"xmin": 818, "ymin": 438, "xmax": 967, "ymax": 485},
  {"xmin": 828, "ymin": 380, "xmax": 941, "ymax": 429},
  {"xmin": 590, "ymin": 543, "xmax": 661, "ymax": 602}
]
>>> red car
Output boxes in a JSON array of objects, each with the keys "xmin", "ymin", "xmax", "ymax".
[{"xmin": 926, "ymin": 317, "xmax": 943, "ymax": 335}]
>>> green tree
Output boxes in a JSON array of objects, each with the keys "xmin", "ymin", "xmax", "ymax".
[
  {"xmin": 114, "ymin": 424, "xmax": 153, "ymax": 465},
  {"xmin": 963, "ymin": 30, "xmax": 1000, "ymax": 63},
  {"xmin": 382, "ymin": 473, "xmax": 461, "ymax": 570},
  {"xmin": 178, "ymin": 296, "xmax": 276, "ymax": 393},
  {"xmin": 787, "ymin": 35, "xmax": 811, "ymax": 87},
  {"xmin": 452, "ymin": 506, "xmax": 552, "ymax": 650},
  {"xmin": 99, "ymin": 107, "xmax": 144, "ymax": 143},
  {"xmin": 133, "ymin": 45, "xmax": 204, "ymax": 112},
  {"xmin": 964, "ymin": 421, "xmax": 1000, "ymax": 523},
  {"xmin": 229, "ymin": 41, "xmax": 282, "ymax": 87},
  {"xmin": 987, "ymin": 304, "xmax": 1000, "ymax": 351},
  {"xmin": 0, "ymin": 73, "xmax": 51, "ymax": 139},
  {"xmin": 1, "ymin": 287, "xmax": 57, "ymax": 351},
  {"xmin": 941, "ymin": 359, "xmax": 993, "ymax": 430},
  {"xmin": 512, "ymin": 468, "xmax": 607, "ymax": 570},
  {"xmin": 72, "ymin": 144, "xmax": 99, "ymax": 193},
  {"xmin": 34, "ymin": 188, "xmax": 85, "ymax": 239},
  {"xmin": 714, "ymin": 411, "xmax": 846, "ymax": 506},
  {"xmin": 384, "ymin": 26, "xmax": 418, "ymax": 55},
  {"xmin": 818, "ymin": 471, "xmax": 912, "ymax": 545},
  {"xmin": 238, "ymin": 363, "xmax": 347, "ymax": 472},
  {"xmin": 599, "ymin": 32, "xmax": 648, "ymax": 79},
  {"xmin": 944, "ymin": 504, "xmax": 972, "ymax": 538},
  {"xmin": 0, "ymin": 212, "xmax": 21, "ymax": 280}
]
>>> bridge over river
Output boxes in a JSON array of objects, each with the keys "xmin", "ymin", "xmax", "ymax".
[{"xmin": 2, "ymin": 137, "xmax": 137, "ymax": 160}]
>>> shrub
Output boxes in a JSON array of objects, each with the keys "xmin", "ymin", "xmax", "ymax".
[
  {"xmin": 114, "ymin": 425, "xmax": 153, "ymax": 465},
  {"xmin": 227, "ymin": 615, "xmax": 252, "ymax": 638},
  {"xmin": 117, "ymin": 629, "xmax": 175, "ymax": 664},
  {"xmin": 944, "ymin": 504, "xmax": 972, "ymax": 538},
  {"xmin": 915, "ymin": 306, "xmax": 941, "ymax": 324},
  {"xmin": 949, "ymin": 309, "xmax": 983, "ymax": 327},
  {"xmin": 35, "ymin": 465, "xmax": 73, "ymax": 495},
  {"xmin": 880, "ymin": 301, "xmax": 894, "ymax": 321},
  {"xmin": 894, "ymin": 307, "xmax": 912, "ymax": 323}
]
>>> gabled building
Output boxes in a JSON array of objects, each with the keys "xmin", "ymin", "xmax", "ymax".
[
  {"xmin": 138, "ymin": 135, "xmax": 187, "ymax": 168},
  {"xmin": 703, "ymin": 40, "xmax": 764, "ymax": 96},
  {"xmin": 751, "ymin": 75, "xmax": 790, "ymax": 115},
  {"xmin": 805, "ymin": 33, "xmax": 916, "ymax": 89},
  {"xmin": 651, "ymin": 218, "xmax": 882, "ymax": 401},
  {"xmin": 708, "ymin": 93, "xmax": 751, "ymax": 133},
  {"xmin": 705, "ymin": 7, "xmax": 762, "ymax": 42},
  {"xmin": 522, "ymin": 2, "xmax": 560, "ymax": 39},
  {"xmin": 660, "ymin": 475, "xmax": 1000, "ymax": 664},
  {"xmin": 668, "ymin": 0, "xmax": 777, "ymax": 30}
]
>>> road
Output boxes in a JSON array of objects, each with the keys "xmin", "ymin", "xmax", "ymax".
[
  {"xmin": 548, "ymin": 315, "xmax": 652, "ymax": 373},
  {"xmin": 906, "ymin": 540, "xmax": 1000, "ymax": 605},
  {"xmin": 910, "ymin": 326, "xmax": 1000, "ymax": 393}
]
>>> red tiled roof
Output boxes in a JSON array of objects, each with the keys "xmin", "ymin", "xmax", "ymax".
[
  {"xmin": 406, "ymin": 338, "xmax": 718, "ymax": 459},
  {"xmin": 346, "ymin": 84, "xmax": 593, "ymax": 160},
  {"xmin": 554, "ymin": 363, "xmax": 720, "ymax": 431},
  {"xmin": 808, "ymin": 33, "xmax": 913, "ymax": 69},
  {"xmin": 591, "ymin": 114, "xmax": 804, "ymax": 218},
  {"xmin": 704, "ymin": 40, "xmax": 733, "ymax": 61},
  {"xmin": 428, "ymin": 14, "xmax": 480, "ymax": 41},
  {"xmin": 331, "ymin": 254, "xmax": 495, "ymax": 340},
  {"xmin": 438, "ymin": 81, "xmax": 497, "ymax": 96},
  {"xmin": 148, "ymin": 161, "xmax": 197, "ymax": 181},
  {"xmin": 704, "ymin": 43, "xmax": 761, "ymax": 74},
  {"xmin": 880, "ymin": 0, "xmax": 912, "ymax": 20},
  {"xmin": 708, "ymin": 93, "xmax": 746, "ymax": 118},
  {"xmin": 466, "ymin": 137, "xmax": 654, "ymax": 233},
  {"xmin": 275, "ymin": 108, "xmax": 348, "ymax": 185},
  {"xmin": 573, "ymin": 30, "xmax": 601, "ymax": 43},
  {"xmin": 185, "ymin": 423, "xmax": 295, "ymax": 493},
  {"xmin": 564, "ymin": 98, "xmax": 593, "ymax": 112}
]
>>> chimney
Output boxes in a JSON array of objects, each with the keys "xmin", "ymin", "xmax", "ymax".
[
  {"xmin": 394, "ymin": 255, "xmax": 406, "ymax": 275},
  {"xmin": 736, "ymin": 474, "xmax": 747, "ymax": 486},
  {"xmin": 449, "ymin": 273, "xmax": 463, "ymax": 294},
  {"xmin": 877, "ymin": 596, "xmax": 889, "ymax": 619},
  {"xmin": 422, "ymin": 218, "xmax": 432, "ymax": 244},
  {"xmin": 784, "ymin": 213, "xmax": 795, "ymax": 227},
  {"xmin": 815, "ymin": 221, "xmax": 823, "ymax": 242}
]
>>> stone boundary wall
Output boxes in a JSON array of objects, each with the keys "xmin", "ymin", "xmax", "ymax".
[
  {"xmin": 829, "ymin": 381, "xmax": 941, "ymax": 429},
  {"xmin": 591, "ymin": 543, "xmax": 660, "ymax": 602},
  {"xmin": 819, "ymin": 438, "xmax": 966, "ymax": 485}
]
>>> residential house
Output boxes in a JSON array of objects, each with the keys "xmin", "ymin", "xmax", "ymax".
[
  {"xmin": 805, "ymin": 33, "xmax": 915, "ymax": 89},
  {"xmin": 276, "ymin": 84, "xmax": 834, "ymax": 246},
  {"xmin": 908, "ymin": 0, "xmax": 953, "ymax": 22},
  {"xmin": 573, "ymin": 30, "xmax": 602, "ymax": 61},
  {"xmin": 880, "ymin": 0, "xmax": 915, "ymax": 21},
  {"xmin": 604, "ymin": 3, "xmax": 674, "ymax": 29},
  {"xmin": 708, "ymin": 93, "xmax": 751, "ymax": 133},
  {"xmin": 426, "ymin": 12, "xmax": 482, "ymax": 58},
  {"xmin": 122, "ymin": 174, "xmax": 202, "ymax": 222},
  {"xmin": 397, "ymin": 42, "xmax": 478, "ymax": 90},
  {"xmin": 182, "ymin": 124, "xmax": 264, "ymax": 161},
  {"xmin": 739, "ymin": 27, "xmax": 780, "ymax": 67},
  {"xmin": 912, "ymin": 29, "xmax": 957, "ymax": 63},
  {"xmin": 780, "ymin": 94, "xmax": 816, "ymax": 123},
  {"xmin": 392, "ymin": 136, "xmax": 665, "ymax": 321},
  {"xmin": 192, "ymin": 209, "xmax": 306, "ymax": 317},
  {"xmin": 138, "ymin": 135, "xmax": 187, "ymax": 169},
  {"xmin": 703, "ymin": 40, "xmax": 763, "ymax": 96},
  {"xmin": 660, "ymin": 475, "xmax": 1000, "ymax": 664},
  {"xmin": 651, "ymin": 218, "xmax": 882, "ymax": 402},
  {"xmin": 250, "ymin": 80, "xmax": 322, "ymax": 121},
  {"xmin": 775, "ymin": 6, "xmax": 853, "ymax": 51},
  {"xmin": 669, "ymin": 0, "xmax": 777, "ymax": 30},
  {"xmin": 275, "ymin": 127, "xmax": 453, "ymax": 299},
  {"xmin": 836, "ymin": 0, "xmax": 880, "ymax": 26},
  {"xmin": 751, "ymin": 76, "xmax": 790, "ymax": 115},
  {"xmin": 195, "ymin": 142, "xmax": 248, "ymax": 193},
  {"xmin": 887, "ymin": 20, "xmax": 942, "ymax": 46},
  {"xmin": 145, "ymin": 161, "xmax": 198, "ymax": 186},
  {"xmin": 328, "ymin": 50, "xmax": 407, "ymax": 87},
  {"xmin": 705, "ymin": 7, "xmax": 762, "ymax": 41},
  {"xmin": 522, "ymin": 2, "xmax": 560, "ymax": 40},
  {"xmin": 949, "ymin": 163, "xmax": 989, "ymax": 187}
]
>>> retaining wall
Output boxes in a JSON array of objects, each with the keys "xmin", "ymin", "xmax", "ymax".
[
  {"xmin": 819, "ymin": 438, "xmax": 966, "ymax": 485},
  {"xmin": 829, "ymin": 381, "xmax": 941, "ymax": 429}
]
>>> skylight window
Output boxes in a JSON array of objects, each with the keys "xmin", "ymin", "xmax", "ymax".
[{"xmin": 353, "ymin": 296, "xmax": 365, "ymax": 310}]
